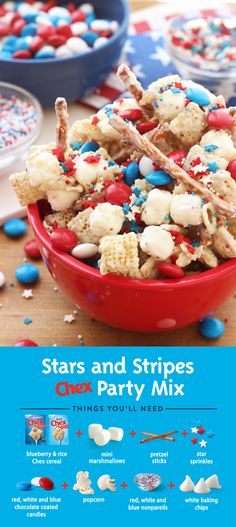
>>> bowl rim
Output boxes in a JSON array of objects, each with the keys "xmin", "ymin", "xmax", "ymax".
[
  {"xmin": 28, "ymin": 202, "xmax": 236, "ymax": 290},
  {"xmin": 0, "ymin": 0, "xmax": 129, "ymax": 65}
]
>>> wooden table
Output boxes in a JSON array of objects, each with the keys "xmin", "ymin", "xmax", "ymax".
[{"xmin": 0, "ymin": 0, "xmax": 235, "ymax": 346}]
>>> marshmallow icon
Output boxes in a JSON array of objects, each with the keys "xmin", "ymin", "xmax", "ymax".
[
  {"xmin": 194, "ymin": 478, "xmax": 210, "ymax": 494},
  {"xmin": 97, "ymin": 474, "xmax": 116, "ymax": 492},
  {"xmin": 205, "ymin": 474, "xmax": 222, "ymax": 489},
  {"xmin": 179, "ymin": 475, "xmax": 195, "ymax": 492},
  {"xmin": 94, "ymin": 429, "xmax": 111, "ymax": 447},
  {"xmin": 108, "ymin": 427, "xmax": 124, "ymax": 442},
  {"xmin": 88, "ymin": 424, "xmax": 103, "ymax": 439}
]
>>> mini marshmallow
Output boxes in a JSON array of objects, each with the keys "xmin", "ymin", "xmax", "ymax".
[
  {"xmin": 94, "ymin": 429, "xmax": 111, "ymax": 447},
  {"xmin": 194, "ymin": 478, "xmax": 210, "ymax": 494},
  {"xmin": 89, "ymin": 203, "xmax": 124, "ymax": 237},
  {"xmin": 140, "ymin": 226, "xmax": 174, "ymax": 260},
  {"xmin": 170, "ymin": 194, "xmax": 202, "ymax": 227},
  {"xmin": 179, "ymin": 475, "xmax": 195, "ymax": 492},
  {"xmin": 108, "ymin": 427, "xmax": 124, "ymax": 442},
  {"xmin": 88, "ymin": 423, "xmax": 103, "ymax": 439},
  {"xmin": 205, "ymin": 474, "xmax": 221, "ymax": 489},
  {"xmin": 141, "ymin": 189, "xmax": 172, "ymax": 225}
]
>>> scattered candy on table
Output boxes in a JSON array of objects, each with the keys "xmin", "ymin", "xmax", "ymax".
[
  {"xmin": 15, "ymin": 262, "xmax": 39, "ymax": 284},
  {"xmin": 0, "ymin": 2, "xmax": 120, "ymax": 61},
  {"xmin": 0, "ymin": 94, "xmax": 38, "ymax": 150},
  {"xmin": 0, "ymin": 271, "xmax": 5, "ymax": 287},
  {"xmin": 15, "ymin": 339, "xmax": 38, "ymax": 346},
  {"xmin": 168, "ymin": 16, "xmax": 236, "ymax": 64},
  {"xmin": 3, "ymin": 218, "xmax": 27, "ymax": 237},
  {"xmin": 24, "ymin": 317, "xmax": 33, "ymax": 325},
  {"xmin": 24, "ymin": 238, "xmax": 42, "ymax": 259},
  {"xmin": 199, "ymin": 317, "xmax": 225, "ymax": 339}
]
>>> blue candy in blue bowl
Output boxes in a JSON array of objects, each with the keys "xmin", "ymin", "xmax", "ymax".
[{"xmin": 0, "ymin": 0, "xmax": 129, "ymax": 107}]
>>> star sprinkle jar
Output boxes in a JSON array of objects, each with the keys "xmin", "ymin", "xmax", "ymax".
[
  {"xmin": 165, "ymin": 10, "xmax": 236, "ymax": 104},
  {"xmin": 0, "ymin": 82, "xmax": 42, "ymax": 176}
]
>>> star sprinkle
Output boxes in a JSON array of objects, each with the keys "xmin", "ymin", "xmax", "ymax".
[
  {"xmin": 200, "ymin": 440, "xmax": 207, "ymax": 448},
  {"xmin": 181, "ymin": 430, "xmax": 188, "ymax": 437},
  {"xmin": 22, "ymin": 289, "xmax": 33, "ymax": 299},
  {"xmin": 64, "ymin": 314, "xmax": 76, "ymax": 324},
  {"xmin": 191, "ymin": 437, "xmax": 198, "ymax": 444},
  {"xmin": 191, "ymin": 427, "xmax": 198, "ymax": 433},
  {"xmin": 207, "ymin": 431, "xmax": 215, "ymax": 438},
  {"xmin": 198, "ymin": 427, "xmax": 206, "ymax": 435}
]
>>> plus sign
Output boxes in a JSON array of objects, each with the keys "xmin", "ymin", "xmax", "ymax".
[
  {"xmin": 168, "ymin": 482, "xmax": 175, "ymax": 489},
  {"xmin": 181, "ymin": 430, "xmax": 188, "ymax": 437},
  {"xmin": 129, "ymin": 430, "xmax": 136, "ymax": 438},
  {"xmin": 120, "ymin": 482, "xmax": 128, "ymax": 489},
  {"xmin": 76, "ymin": 430, "xmax": 83, "ymax": 438},
  {"xmin": 62, "ymin": 482, "xmax": 69, "ymax": 489}
]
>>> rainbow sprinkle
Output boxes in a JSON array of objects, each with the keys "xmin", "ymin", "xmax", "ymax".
[{"xmin": 0, "ymin": 93, "xmax": 38, "ymax": 149}]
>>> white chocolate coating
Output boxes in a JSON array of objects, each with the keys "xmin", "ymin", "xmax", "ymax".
[
  {"xmin": 179, "ymin": 475, "xmax": 195, "ymax": 492},
  {"xmin": 89, "ymin": 203, "xmax": 124, "ymax": 236},
  {"xmin": 194, "ymin": 478, "xmax": 210, "ymax": 494},
  {"xmin": 140, "ymin": 226, "xmax": 174, "ymax": 259},
  {"xmin": 170, "ymin": 194, "xmax": 202, "ymax": 227},
  {"xmin": 141, "ymin": 189, "xmax": 171, "ymax": 225}
]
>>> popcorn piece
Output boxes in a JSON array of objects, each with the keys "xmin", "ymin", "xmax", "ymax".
[
  {"xmin": 89, "ymin": 203, "xmax": 124, "ymax": 237},
  {"xmin": 213, "ymin": 226, "xmax": 236, "ymax": 258},
  {"xmin": 68, "ymin": 208, "xmax": 100, "ymax": 245},
  {"xmin": 141, "ymin": 75, "xmax": 184, "ymax": 120},
  {"xmin": 73, "ymin": 471, "xmax": 94, "ymax": 494},
  {"xmin": 169, "ymin": 102, "xmax": 206, "ymax": 145},
  {"xmin": 200, "ymin": 130, "xmax": 236, "ymax": 161},
  {"xmin": 170, "ymin": 194, "xmax": 202, "ymax": 227},
  {"xmin": 141, "ymin": 189, "xmax": 172, "ymax": 225},
  {"xmin": 47, "ymin": 189, "xmax": 80, "ymax": 211},
  {"xmin": 99, "ymin": 232, "xmax": 141, "ymax": 278},
  {"xmin": 183, "ymin": 145, "xmax": 207, "ymax": 172},
  {"xmin": 201, "ymin": 170, "xmax": 236, "ymax": 206},
  {"xmin": 140, "ymin": 226, "xmax": 174, "ymax": 260},
  {"xmin": 9, "ymin": 171, "xmax": 46, "ymax": 206},
  {"xmin": 199, "ymin": 247, "xmax": 219, "ymax": 268},
  {"xmin": 26, "ymin": 151, "xmax": 63, "ymax": 189},
  {"xmin": 176, "ymin": 244, "xmax": 203, "ymax": 268},
  {"xmin": 74, "ymin": 152, "xmax": 109, "ymax": 189}
]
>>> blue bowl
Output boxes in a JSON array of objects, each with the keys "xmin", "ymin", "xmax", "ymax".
[{"xmin": 0, "ymin": 0, "xmax": 129, "ymax": 107}]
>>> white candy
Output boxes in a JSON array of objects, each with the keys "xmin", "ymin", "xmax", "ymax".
[
  {"xmin": 18, "ymin": 4, "xmax": 37, "ymax": 16},
  {"xmin": 93, "ymin": 37, "xmax": 108, "ymax": 49},
  {"xmin": 56, "ymin": 45, "xmax": 72, "ymax": 59},
  {"xmin": 141, "ymin": 189, "xmax": 171, "ymax": 225},
  {"xmin": 89, "ymin": 203, "xmax": 124, "ymax": 237},
  {"xmin": 31, "ymin": 477, "xmax": 41, "ymax": 487},
  {"xmin": 80, "ymin": 3, "xmax": 94, "ymax": 14},
  {"xmin": 3, "ymin": 2, "xmax": 15, "ymax": 9},
  {"xmin": 170, "ymin": 194, "xmax": 202, "ymax": 227},
  {"xmin": 49, "ymin": 7, "xmax": 70, "ymax": 18},
  {"xmin": 194, "ymin": 478, "xmax": 210, "ymax": 494},
  {"xmin": 108, "ymin": 427, "xmax": 124, "ymax": 442},
  {"xmin": 0, "ymin": 271, "xmax": 6, "ymax": 288},
  {"xmin": 71, "ymin": 22, "xmax": 88, "ymax": 36},
  {"xmin": 71, "ymin": 243, "xmax": 98, "ymax": 259},
  {"xmin": 90, "ymin": 19, "xmax": 110, "ymax": 32},
  {"xmin": 179, "ymin": 475, "xmax": 195, "ymax": 492},
  {"xmin": 47, "ymin": 189, "xmax": 79, "ymax": 211},
  {"xmin": 88, "ymin": 423, "xmax": 103, "ymax": 439},
  {"xmin": 139, "ymin": 155, "xmax": 155, "ymax": 177},
  {"xmin": 66, "ymin": 37, "xmax": 89, "ymax": 54},
  {"xmin": 140, "ymin": 226, "xmax": 174, "ymax": 260},
  {"xmin": 94, "ymin": 429, "xmax": 111, "ymax": 447},
  {"xmin": 205, "ymin": 474, "xmax": 221, "ymax": 489},
  {"xmin": 36, "ymin": 15, "xmax": 53, "ymax": 27},
  {"xmin": 110, "ymin": 20, "xmax": 119, "ymax": 33}
]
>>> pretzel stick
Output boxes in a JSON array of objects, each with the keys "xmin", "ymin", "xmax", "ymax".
[
  {"xmin": 117, "ymin": 63, "xmax": 156, "ymax": 119},
  {"xmin": 140, "ymin": 436, "xmax": 175, "ymax": 444},
  {"xmin": 109, "ymin": 114, "xmax": 236, "ymax": 219},
  {"xmin": 55, "ymin": 97, "xmax": 69, "ymax": 153},
  {"xmin": 142, "ymin": 430, "xmax": 177, "ymax": 437}
]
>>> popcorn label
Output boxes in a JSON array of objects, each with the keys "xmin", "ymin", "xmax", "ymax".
[
  {"xmin": 25, "ymin": 414, "xmax": 46, "ymax": 445},
  {"xmin": 49, "ymin": 415, "xmax": 69, "ymax": 446}
]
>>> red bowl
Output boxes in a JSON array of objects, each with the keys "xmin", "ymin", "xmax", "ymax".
[{"xmin": 28, "ymin": 201, "xmax": 236, "ymax": 332}]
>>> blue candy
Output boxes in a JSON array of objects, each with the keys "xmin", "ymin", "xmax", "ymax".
[
  {"xmin": 15, "ymin": 263, "xmax": 39, "ymax": 284},
  {"xmin": 35, "ymin": 49, "xmax": 55, "ymax": 59},
  {"xmin": 3, "ymin": 36, "xmax": 18, "ymax": 51},
  {"xmin": 70, "ymin": 140, "xmax": 82, "ymax": 150},
  {"xmin": 199, "ymin": 317, "xmax": 225, "ymax": 339},
  {"xmin": 22, "ymin": 13, "xmax": 38, "ymax": 23},
  {"xmin": 0, "ymin": 50, "xmax": 12, "ymax": 58},
  {"xmin": 81, "ymin": 31, "xmax": 99, "ymax": 46},
  {"xmin": 15, "ymin": 37, "xmax": 29, "ymax": 51},
  {"xmin": 145, "ymin": 170, "xmax": 173, "ymax": 186},
  {"xmin": 86, "ymin": 13, "xmax": 96, "ymax": 26},
  {"xmin": 186, "ymin": 87, "xmax": 211, "ymax": 106},
  {"xmin": 124, "ymin": 162, "xmax": 140, "ymax": 186},
  {"xmin": 80, "ymin": 141, "xmax": 99, "ymax": 153},
  {"xmin": 3, "ymin": 218, "xmax": 27, "ymax": 238},
  {"xmin": 21, "ymin": 23, "xmax": 37, "ymax": 37},
  {"xmin": 16, "ymin": 481, "xmax": 32, "ymax": 491}
]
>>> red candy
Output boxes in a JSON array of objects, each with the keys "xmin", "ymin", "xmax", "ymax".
[
  {"xmin": 47, "ymin": 34, "xmax": 67, "ymax": 47},
  {"xmin": 157, "ymin": 263, "xmax": 185, "ymax": 279},
  {"xmin": 57, "ymin": 24, "xmax": 73, "ymax": 38},
  {"xmin": 72, "ymin": 10, "xmax": 86, "ymax": 23},
  {"xmin": 24, "ymin": 238, "xmax": 42, "ymax": 259},
  {"xmin": 119, "ymin": 108, "xmax": 144, "ymax": 122},
  {"xmin": 0, "ymin": 24, "xmax": 10, "ymax": 37},
  {"xmin": 12, "ymin": 50, "xmax": 32, "ymax": 59},
  {"xmin": 30, "ymin": 36, "xmax": 45, "ymax": 54},
  {"xmin": 136, "ymin": 121, "xmax": 157, "ymax": 134},
  {"xmin": 39, "ymin": 477, "xmax": 54, "ymax": 490},
  {"xmin": 167, "ymin": 150, "xmax": 186, "ymax": 166},
  {"xmin": 50, "ymin": 228, "xmax": 78, "ymax": 252},
  {"xmin": 105, "ymin": 182, "xmax": 132, "ymax": 206},
  {"xmin": 15, "ymin": 339, "xmax": 38, "ymax": 346},
  {"xmin": 12, "ymin": 19, "xmax": 26, "ymax": 35},
  {"xmin": 227, "ymin": 159, "xmax": 236, "ymax": 181},
  {"xmin": 207, "ymin": 109, "xmax": 234, "ymax": 129},
  {"xmin": 37, "ymin": 25, "xmax": 55, "ymax": 39}
]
